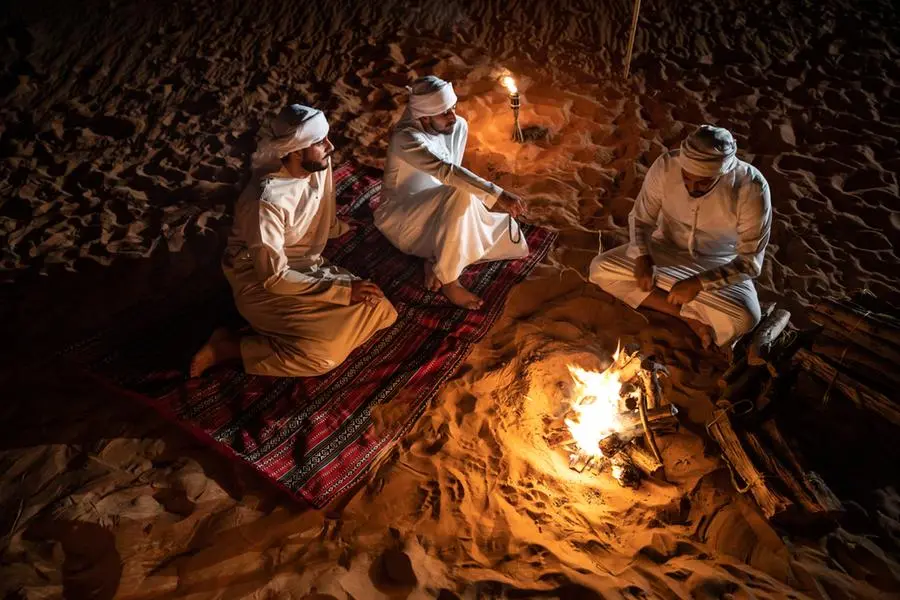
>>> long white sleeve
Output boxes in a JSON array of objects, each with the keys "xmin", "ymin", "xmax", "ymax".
[
  {"xmin": 628, "ymin": 158, "xmax": 665, "ymax": 257},
  {"xmin": 247, "ymin": 198, "xmax": 352, "ymax": 304},
  {"xmin": 697, "ymin": 178, "xmax": 771, "ymax": 290},
  {"xmin": 392, "ymin": 124, "xmax": 504, "ymax": 207}
]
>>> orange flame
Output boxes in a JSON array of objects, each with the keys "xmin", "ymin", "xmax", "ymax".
[
  {"xmin": 501, "ymin": 75, "xmax": 518, "ymax": 95},
  {"xmin": 564, "ymin": 342, "xmax": 631, "ymax": 457}
]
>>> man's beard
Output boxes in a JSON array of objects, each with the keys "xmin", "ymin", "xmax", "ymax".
[
  {"xmin": 425, "ymin": 120, "xmax": 455, "ymax": 135},
  {"xmin": 301, "ymin": 154, "xmax": 331, "ymax": 172},
  {"xmin": 688, "ymin": 189, "xmax": 707, "ymax": 198}
]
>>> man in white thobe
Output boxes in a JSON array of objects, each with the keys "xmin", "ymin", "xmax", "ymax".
[
  {"xmin": 190, "ymin": 104, "xmax": 397, "ymax": 377},
  {"xmin": 374, "ymin": 75, "xmax": 529, "ymax": 310},
  {"xmin": 590, "ymin": 125, "xmax": 772, "ymax": 348}
]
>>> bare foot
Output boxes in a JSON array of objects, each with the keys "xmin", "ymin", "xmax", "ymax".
[
  {"xmin": 685, "ymin": 318, "xmax": 714, "ymax": 350},
  {"xmin": 189, "ymin": 327, "xmax": 241, "ymax": 377},
  {"xmin": 441, "ymin": 280, "xmax": 484, "ymax": 310},
  {"xmin": 423, "ymin": 260, "xmax": 441, "ymax": 292}
]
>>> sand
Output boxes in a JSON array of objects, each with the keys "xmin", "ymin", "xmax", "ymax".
[{"xmin": 2, "ymin": 0, "xmax": 900, "ymax": 597}]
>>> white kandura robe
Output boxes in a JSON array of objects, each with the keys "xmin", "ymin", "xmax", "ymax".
[
  {"xmin": 374, "ymin": 111, "xmax": 529, "ymax": 285},
  {"xmin": 224, "ymin": 159, "xmax": 397, "ymax": 377},
  {"xmin": 590, "ymin": 151, "xmax": 772, "ymax": 346}
]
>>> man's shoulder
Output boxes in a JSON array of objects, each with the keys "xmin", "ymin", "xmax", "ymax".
[
  {"xmin": 649, "ymin": 150, "xmax": 679, "ymax": 174},
  {"xmin": 259, "ymin": 174, "xmax": 312, "ymax": 210},
  {"xmin": 732, "ymin": 160, "xmax": 769, "ymax": 191}
]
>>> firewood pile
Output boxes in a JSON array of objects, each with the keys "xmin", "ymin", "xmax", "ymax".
[
  {"xmin": 559, "ymin": 345, "xmax": 680, "ymax": 488},
  {"xmin": 707, "ymin": 297, "xmax": 900, "ymax": 522}
]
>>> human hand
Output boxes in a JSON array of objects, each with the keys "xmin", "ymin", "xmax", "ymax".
[
  {"xmin": 667, "ymin": 277, "xmax": 702, "ymax": 305},
  {"xmin": 497, "ymin": 191, "xmax": 526, "ymax": 218},
  {"xmin": 350, "ymin": 279, "xmax": 384, "ymax": 306},
  {"xmin": 633, "ymin": 255, "xmax": 655, "ymax": 292}
]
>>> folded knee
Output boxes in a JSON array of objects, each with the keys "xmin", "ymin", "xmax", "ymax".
[
  {"xmin": 589, "ymin": 255, "xmax": 629, "ymax": 291},
  {"xmin": 734, "ymin": 304, "xmax": 762, "ymax": 337}
]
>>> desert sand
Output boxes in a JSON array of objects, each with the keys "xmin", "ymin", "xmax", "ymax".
[{"xmin": 2, "ymin": 0, "xmax": 900, "ymax": 598}]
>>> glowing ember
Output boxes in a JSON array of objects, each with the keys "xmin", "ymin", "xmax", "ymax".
[
  {"xmin": 564, "ymin": 343, "xmax": 627, "ymax": 457},
  {"xmin": 611, "ymin": 464, "xmax": 624, "ymax": 481},
  {"xmin": 501, "ymin": 75, "xmax": 518, "ymax": 95}
]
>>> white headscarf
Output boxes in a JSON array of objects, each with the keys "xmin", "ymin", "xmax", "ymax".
[
  {"xmin": 251, "ymin": 104, "xmax": 330, "ymax": 171},
  {"xmin": 407, "ymin": 76, "xmax": 458, "ymax": 119},
  {"xmin": 678, "ymin": 125, "xmax": 738, "ymax": 178}
]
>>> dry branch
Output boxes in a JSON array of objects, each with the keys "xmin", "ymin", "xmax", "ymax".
[
  {"xmin": 809, "ymin": 311, "xmax": 900, "ymax": 366},
  {"xmin": 626, "ymin": 441, "xmax": 664, "ymax": 478},
  {"xmin": 812, "ymin": 331, "xmax": 900, "ymax": 388},
  {"xmin": 813, "ymin": 299, "xmax": 900, "ymax": 349},
  {"xmin": 748, "ymin": 309, "xmax": 792, "ymax": 366},
  {"xmin": 707, "ymin": 403, "xmax": 794, "ymax": 520},
  {"xmin": 794, "ymin": 348, "xmax": 900, "ymax": 427}
]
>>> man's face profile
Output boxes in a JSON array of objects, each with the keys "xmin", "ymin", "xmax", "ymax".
[
  {"xmin": 423, "ymin": 106, "xmax": 457, "ymax": 135},
  {"xmin": 300, "ymin": 137, "xmax": 334, "ymax": 172}
]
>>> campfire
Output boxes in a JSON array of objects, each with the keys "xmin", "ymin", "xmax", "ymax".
[{"xmin": 558, "ymin": 343, "xmax": 679, "ymax": 488}]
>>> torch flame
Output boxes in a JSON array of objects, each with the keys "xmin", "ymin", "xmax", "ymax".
[
  {"xmin": 501, "ymin": 75, "xmax": 518, "ymax": 94},
  {"xmin": 564, "ymin": 344, "xmax": 629, "ymax": 457}
]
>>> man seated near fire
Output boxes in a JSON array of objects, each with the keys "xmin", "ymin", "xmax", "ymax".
[
  {"xmin": 589, "ymin": 124, "xmax": 772, "ymax": 349},
  {"xmin": 190, "ymin": 104, "xmax": 397, "ymax": 378},
  {"xmin": 374, "ymin": 75, "xmax": 529, "ymax": 310}
]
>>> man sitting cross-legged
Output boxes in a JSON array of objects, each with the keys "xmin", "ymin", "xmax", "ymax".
[
  {"xmin": 374, "ymin": 75, "xmax": 529, "ymax": 310},
  {"xmin": 590, "ymin": 124, "xmax": 772, "ymax": 349},
  {"xmin": 191, "ymin": 104, "xmax": 397, "ymax": 378}
]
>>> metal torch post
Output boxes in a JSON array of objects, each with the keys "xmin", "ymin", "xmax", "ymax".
[{"xmin": 510, "ymin": 92, "xmax": 525, "ymax": 143}]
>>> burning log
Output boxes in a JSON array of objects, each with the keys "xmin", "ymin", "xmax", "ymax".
[
  {"xmin": 625, "ymin": 441, "xmax": 664, "ymax": 478},
  {"xmin": 747, "ymin": 309, "xmax": 792, "ymax": 366},
  {"xmin": 640, "ymin": 356, "xmax": 669, "ymax": 410},
  {"xmin": 812, "ymin": 299, "xmax": 900, "ymax": 350},
  {"xmin": 793, "ymin": 348, "xmax": 900, "ymax": 427},
  {"xmin": 610, "ymin": 453, "xmax": 641, "ymax": 488},
  {"xmin": 568, "ymin": 452, "xmax": 593, "ymax": 473},
  {"xmin": 598, "ymin": 432, "xmax": 628, "ymax": 457},
  {"xmin": 637, "ymin": 371, "xmax": 664, "ymax": 468},
  {"xmin": 618, "ymin": 405, "xmax": 679, "ymax": 436},
  {"xmin": 707, "ymin": 402, "xmax": 794, "ymax": 520}
]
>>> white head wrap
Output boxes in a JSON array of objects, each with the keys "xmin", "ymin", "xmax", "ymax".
[
  {"xmin": 251, "ymin": 104, "xmax": 330, "ymax": 171},
  {"xmin": 678, "ymin": 125, "xmax": 738, "ymax": 178},
  {"xmin": 407, "ymin": 76, "xmax": 458, "ymax": 119}
]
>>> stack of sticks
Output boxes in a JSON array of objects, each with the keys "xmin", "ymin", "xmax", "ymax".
[
  {"xmin": 705, "ymin": 298, "xmax": 900, "ymax": 523},
  {"xmin": 801, "ymin": 298, "xmax": 900, "ymax": 427},
  {"xmin": 563, "ymin": 346, "xmax": 680, "ymax": 488}
]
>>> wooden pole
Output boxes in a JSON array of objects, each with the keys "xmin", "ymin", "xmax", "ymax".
[{"xmin": 623, "ymin": 0, "xmax": 642, "ymax": 79}]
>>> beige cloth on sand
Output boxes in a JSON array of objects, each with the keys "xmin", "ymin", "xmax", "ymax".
[{"xmin": 224, "ymin": 158, "xmax": 397, "ymax": 377}]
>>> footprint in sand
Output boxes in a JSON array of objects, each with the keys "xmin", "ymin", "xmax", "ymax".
[
  {"xmin": 369, "ymin": 548, "xmax": 418, "ymax": 596},
  {"xmin": 444, "ymin": 472, "xmax": 466, "ymax": 504},
  {"xmin": 415, "ymin": 480, "xmax": 441, "ymax": 521}
]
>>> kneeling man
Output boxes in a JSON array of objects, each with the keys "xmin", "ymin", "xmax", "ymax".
[
  {"xmin": 590, "ymin": 125, "xmax": 771, "ymax": 348},
  {"xmin": 191, "ymin": 104, "xmax": 397, "ymax": 377},
  {"xmin": 375, "ymin": 75, "xmax": 529, "ymax": 309}
]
